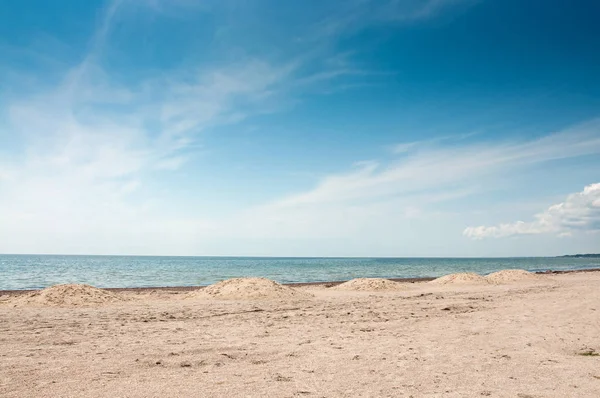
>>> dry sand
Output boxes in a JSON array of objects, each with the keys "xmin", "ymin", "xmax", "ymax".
[
  {"xmin": 188, "ymin": 277, "xmax": 313, "ymax": 300},
  {"xmin": 10, "ymin": 284, "xmax": 126, "ymax": 307},
  {"xmin": 486, "ymin": 269, "xmax": 546, "ymax": 284},
  {"xmin": 1, "ymin": 272, "xmax": 600, "ymax": 397},
  {"xmin": 332, "ymin": 278, "xmax": 410, "ymax": 291},
  {"xmin": 429, "ymin": 272, "xmax": 489, "ymax": 285}
]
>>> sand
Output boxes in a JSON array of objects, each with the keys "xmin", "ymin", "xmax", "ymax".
[
  {"xmin": 332, "ymin": 278, "xmax": 410, "ymax": 291},
  {"xmin": 429, "ymin": 272, "xmax": 489, "ymax": 285},
  {"xmin": 9, "ymin": 284, "xmax": 126, "ymax": 307},
  {"xmin": 188, "ymin": 277, "xmax": 313, "ymax": 300},
  {"xmin": 486, "ymin": 269, "xmax": 546, "ymax": 284},
  {"xmin": 1, "ymin": 272, "xmax": 600, "ymax": 397}
]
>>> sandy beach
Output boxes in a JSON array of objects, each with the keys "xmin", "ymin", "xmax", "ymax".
[{"xmin": 1, "ymin": 271, "xmax": 600, "ymax": 397}]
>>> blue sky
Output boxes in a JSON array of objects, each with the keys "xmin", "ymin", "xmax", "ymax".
[{"xmin": 0, "ymin": 0, "xmax": 599, "ymax": 256}]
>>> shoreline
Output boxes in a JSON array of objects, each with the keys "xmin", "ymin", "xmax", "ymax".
[
  {"xmin": 1, "ymin": 267, "xmax": 599, "ymax": 296},
  {"xmin": 3, "ymin": 270, "xmax": 600, "ymax": 396}
]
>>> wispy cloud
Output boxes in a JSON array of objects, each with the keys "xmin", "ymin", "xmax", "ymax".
[
  {"xmin": 392, "ymin": 132, "xmax": 479, "ymax": 154},
  {"xmin": 0, "ymin": 1, "xmax": 306, "ymax": 253},
  {"xmin": 464, "ymin": 183, "xmax": 600, "ymax": 239},
  {"xmin": 158, "ymin": 60, "xmax": 297, "ymax": 139},
  {"xmin": 0, "ymin": 56, "xmax": 297, "ymax": 234},
  {"xmin": 4, "ymin": 0, "xmax": 451, "ymax": 202},
  {"xmin": 313, "ymin": 0, "xmax": 474, "ymax": 40},
  {"xmin": 270, "ymin": 120, "xmax": 600, "ymax": 208},
  {"xmin": 192, "ymin": 120, "xmax": 600, "ymax": 247},
  {"xmin": 6, "ymin": 0, "xmax": 596, "ymax": 257}
]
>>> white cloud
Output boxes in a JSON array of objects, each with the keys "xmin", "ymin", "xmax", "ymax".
[
  {"xmin": 392, "ymin": 141, "xmax": 420, "ymax": 154},
  {"xmin": 191, "ymin": 121, "xmax": 600, "ymax": 248},
  {"xmin": 0, "ymin": 56, "xmax": 297, "ymax": 251},
  {"xmin": 0, "ymin": 1, "xmax": 306, "ymax": 255},
  {"xmin": 2, "ymin": 0, "xmax": 599, "ymax": 257},
  {"xmin": 313, "ymin": 0, "xmax": 473, "ymax": 40},
  {"xmin": 377, "ymin": 0, "xmax": 475, "ymax": 21},
  {"xmin": 0, "ymin": 168, "xmax": 14, "ymax": 181},
  {"xmin": 464, "ymin": 183, "xmax": 600, "ymax": 239},
  {"xmin": 269, "ymin": 120, "xmax": 600, "ymax": 208},
  {"xmin": 392, "ymin": 132, "xmax": 479, "ymax": 154},
  {"xmin": 158, "ymin": 60, "xmax": 297, "ymax": 139},
  {"xmin": 154, "ymin": 156, "xmax": 188, "ymax": 171}
]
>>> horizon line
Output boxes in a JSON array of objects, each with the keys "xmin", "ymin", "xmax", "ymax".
[{"xmin": 1, "ymin": 253, "xmax": 591, "ymax": 259}]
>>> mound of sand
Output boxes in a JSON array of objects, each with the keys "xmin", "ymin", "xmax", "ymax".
[
  {"xmin": 429, "ymin": 272, "xmax": 489, "ymax": 285},
  {"xmin": 13, "ymin": 284, "xmax": 125, "ymax": 307},
  {"xmin": 333, "ymin": 278, "xmax": 410, "ymax": 291},
  {"xmin": 190, "ymin": 278, "xmax": 313, "ymax": 300},
  {"xmin": 486, "ymin": 269, "xmax": 545, "ymax": 284}
]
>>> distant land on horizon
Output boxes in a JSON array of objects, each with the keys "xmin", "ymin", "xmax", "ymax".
[{"xmin": 558, "ymin": 254, "xmax": 600, "ymax": 258}]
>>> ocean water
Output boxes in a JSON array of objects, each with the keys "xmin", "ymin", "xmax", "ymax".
[{"xmin": 0, "ymin": 255, "xmax": 599, "ymax": 290}]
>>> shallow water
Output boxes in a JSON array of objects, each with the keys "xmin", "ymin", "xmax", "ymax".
[{"xmin": 1, "ymin": 254, "xmax": 599, "ymax": 290}]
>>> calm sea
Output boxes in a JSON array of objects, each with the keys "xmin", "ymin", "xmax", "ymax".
[{"xmin": 1, "ymin": 254, "xmax": 599, "ymax": 290}]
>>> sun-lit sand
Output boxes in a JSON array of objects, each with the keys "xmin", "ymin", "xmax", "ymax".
[
  {"xmin": 1, "ymin": 271, "xmax": 600, "ymax": 397},
  {"xmin": 187, "ymin": 277, "xmax": 313, "ymax": 300},
  {"xmin": 485, "ymin": 269, "xmax": 546, "ymax": 284},
  {"xmin": 429, "ymin": 272, "xmax": 489, "ymax": 285},
  {"xmin": 11, "ymin": 283, "xmax": 127, "ymax": 307},
  {"xmin": 333, "ymin": 277, "xmax": 410, "ymax": 291}
]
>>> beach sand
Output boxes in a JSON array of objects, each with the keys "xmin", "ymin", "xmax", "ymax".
[{"xmin": 1, "ymin": 271, "xmax": 600, "ymax": 397}]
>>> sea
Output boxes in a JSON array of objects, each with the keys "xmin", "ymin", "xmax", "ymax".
[{"xmin": 1, "ymin": 254, "xmax": 599, "ymax": 290}]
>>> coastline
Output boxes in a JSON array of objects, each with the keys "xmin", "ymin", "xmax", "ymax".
[
  {"xmin": 1, "ymin": 267, "xmax": 599, "ymax": 296},
  {"xmin": 2, "ymin": 270, "xmax": 600, "ymax": 397}
]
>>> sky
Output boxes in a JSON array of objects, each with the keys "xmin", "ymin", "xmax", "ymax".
[{"xmin": 0, "ymin": 0, "xmax": 599, "ymax": 257}]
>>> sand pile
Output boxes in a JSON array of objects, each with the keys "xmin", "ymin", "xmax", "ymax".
[
  {"xmin": 12, "ymin": 284, "xmax": 125, "ymax": 307},
  {"xmin": 429, "ymin": 272, "xmax": 489, "ymax": 285},
  {"xmin": 486, "ymin": 269, "xmax": 545, "ymax": 284},
  {"xmin": 333, "ymin": 278, "xmax": 410, "ymax": 291},
  {"xmin": 190, "ymin": 278, "xmax": 313, "ymax": 300}
]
